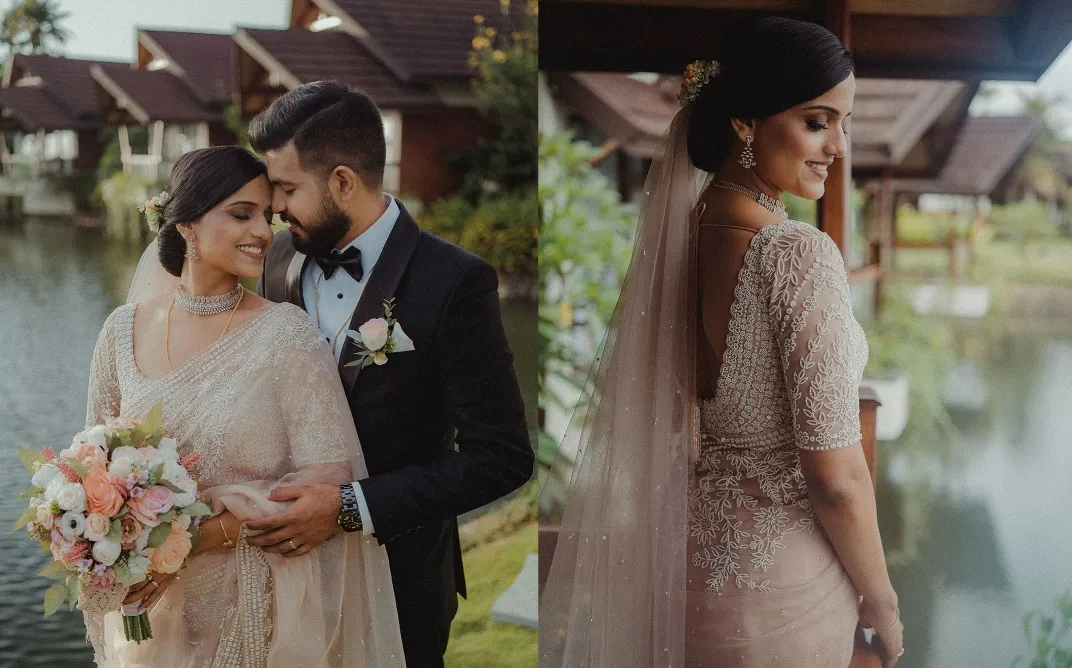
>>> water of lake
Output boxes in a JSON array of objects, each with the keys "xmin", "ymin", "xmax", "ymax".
[{"xmin": 0, "ymin": 216, "xmax": 537, "ymax": 667}]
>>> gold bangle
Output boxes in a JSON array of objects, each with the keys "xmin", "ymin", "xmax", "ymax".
[{"xmin": 218, "ymin": 515, "xmax": 235, "ymax": 549}]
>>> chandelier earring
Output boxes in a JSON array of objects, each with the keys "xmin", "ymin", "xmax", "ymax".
[
  {"xmin": 184, "ymin": 234, "xmax": 198, "ymax": 261},
  {"xmin": 739, "ymin": 135, "xmax": 757, "ymax": 169}
]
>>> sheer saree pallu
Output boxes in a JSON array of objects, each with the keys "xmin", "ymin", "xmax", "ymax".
[{"xmin": 84, "ymin": 302, "xmax": 405, "ymax": 667}]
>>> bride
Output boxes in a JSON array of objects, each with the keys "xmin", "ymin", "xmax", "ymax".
[
  {"xmin": 83, "ymin": 145, "xmax": 405, "ymax": 666},
  {"xmin": 539, "ymin": 17, "xmax": 903, "ymax": 668}
]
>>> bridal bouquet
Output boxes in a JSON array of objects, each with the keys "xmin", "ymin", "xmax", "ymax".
[{"xmin": 13, "ymin": 403, "xmax": 212, "ymax": 643}]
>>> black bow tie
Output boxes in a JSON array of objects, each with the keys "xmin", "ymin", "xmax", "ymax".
[{"xmin": 315, "ymin": 246, "xmax": 364, "ymax": 282}]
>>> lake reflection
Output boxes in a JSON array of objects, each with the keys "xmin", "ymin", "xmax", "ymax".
[{"xmin": 0, "ymin": 217, "xmax": 537, "ymax": 667}]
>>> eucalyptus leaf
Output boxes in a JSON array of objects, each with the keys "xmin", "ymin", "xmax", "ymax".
[
  {"xmin": 143, "ymin": 402, "xmax": 164, "ymax": 433},
  {"xmin": 17, "ymin": 484, "xmax": 43, "ymax": 499},
  {"xmin": 13, "ymin": 505, "xmax": 37, "ymax": 531},
  {"xmin": 113, "ymin": 558, "xmax": 135, "ymax": 587},
  {"xmin": 19, "ymin": 447, "xmax": 43, "ymax": 474},
  {"xmin": 146, "ymin": 523, "xmax": 171, "ymax": 549},
  {"xmin": 43, "ymin": 582, "xmax": 67, "ymax": 617},
  {"xmin": 38, "ymin": 561, "xmax": 73, "ymax": 580}
]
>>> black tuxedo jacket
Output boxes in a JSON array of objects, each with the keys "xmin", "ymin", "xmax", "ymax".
[{"xmin": 257, "ymin": 203, "xmax": 533, "ymax": 661}]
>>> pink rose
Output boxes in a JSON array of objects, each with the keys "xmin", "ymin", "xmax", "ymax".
[
  {"xmin": 49, "ymin": 529, "xmax": 73, "ymax": 563},
  {"xmin": 127, "ymin": 485, "xmax": 174, "ymax": 527},
  {"xmin": 358, "ymin": 317, "xmax": 390, "ymax": 351},
  {"xmin": 84, "ymin": 465, "xmax": 127, "ymax": 518},
  {"xmin": 83, "ymin": 568, "xmax": 116, "ymax": 591},
  {"xmin": 149, "ymin": 522, "xmax": 193, "ymax": 574},
  {"xmin": 119, "ymin": 515, "xmax": 146, "ymax": 550},
  {"xmin": 83, "ymin": 513, "xmax": 110, "ymax": 542},
  {"xmin": 72, "ymin": 443, "xmax": 107, "ymax": 470}
]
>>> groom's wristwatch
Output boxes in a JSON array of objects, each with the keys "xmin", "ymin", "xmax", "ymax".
[{"xmin": 338, "ymin": 484, "xmax": 364, "ymax": 533}]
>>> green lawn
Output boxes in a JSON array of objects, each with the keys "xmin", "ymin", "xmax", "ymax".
[{"xmin": 446, "ymin": 521, "xmax": 538, "ymax": 667}]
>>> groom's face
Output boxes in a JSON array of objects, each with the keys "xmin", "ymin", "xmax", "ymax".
[{"xmin": 265, "ymin": 142, "xmax": 352, "ymax": 256}]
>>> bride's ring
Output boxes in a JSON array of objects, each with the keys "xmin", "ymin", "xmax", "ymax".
[
  {"xmin": 287, "ymin": 539, "xmax": 298, "ymax": 551},
  {"xmin": 148, "ymin": 579, "xmax": 158, "ymax": 588}
]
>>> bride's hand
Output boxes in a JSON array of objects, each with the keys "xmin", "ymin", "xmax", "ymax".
[
  {"xmin": 859, "ymin": 598, "xmax": 904, "ymax": 668},
  {"xmin": 123, "ymin": 570, "xmax": 179, "ymax": 613}
]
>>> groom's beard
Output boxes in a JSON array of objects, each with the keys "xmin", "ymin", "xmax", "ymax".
[{"xmin": 284, "ymin": 195, "xmax": 352, "ymax": 257}]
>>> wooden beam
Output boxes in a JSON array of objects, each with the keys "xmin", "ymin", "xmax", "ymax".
[{"xmin": 818, "ymin": 0, "xmax": 851, "ymax": 255}]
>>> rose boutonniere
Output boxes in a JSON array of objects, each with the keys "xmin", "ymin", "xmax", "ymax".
[{"xmin": 343, "ymin": 298, "xmax": 415, "ymax": 370}]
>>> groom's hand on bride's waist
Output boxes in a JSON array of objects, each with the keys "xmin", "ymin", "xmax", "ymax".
[{"xmin": 244, "ymin": 483, "xmax": 342, "ymax": 558}]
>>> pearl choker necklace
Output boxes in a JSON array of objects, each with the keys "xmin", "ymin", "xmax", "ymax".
[
  {"xmin": 710, "ymin": 181, "xmax": 787, "ymax": 219},
  {"xmin": 174, "ymin": 283, "xmax": 244, "ymax": 316}
]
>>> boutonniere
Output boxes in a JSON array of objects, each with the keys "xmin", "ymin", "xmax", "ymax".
[{"xmin": 344, "ymin": 298, "xmax": 415, "ymax": 370}]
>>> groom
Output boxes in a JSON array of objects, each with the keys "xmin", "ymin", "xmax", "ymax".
[{"xmin": 246, "ymin": 80, "xmax": 534, "ymax": 667}]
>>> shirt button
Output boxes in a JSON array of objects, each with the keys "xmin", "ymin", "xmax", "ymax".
[{"xmin": 338, "ymin": 293, "xmax": 344, "ymax": 299}]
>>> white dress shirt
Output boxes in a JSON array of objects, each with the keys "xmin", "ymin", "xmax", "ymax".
[{"xmin": 300, "ymin": 193, "xmax": 400, "ymax": 535}]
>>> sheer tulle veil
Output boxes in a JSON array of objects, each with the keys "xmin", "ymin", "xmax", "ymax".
[
  {"xmin": 125, "ymin": 237, "xmax": 180, "ymax": 304},
  {"xmin": 540, "ymin": 107, "xmax": 710, "ymax": 666}
]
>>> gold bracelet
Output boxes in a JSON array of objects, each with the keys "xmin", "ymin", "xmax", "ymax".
[{"xmin": 218, "ymin": 515, "xmax": 235, "ymax": 549}]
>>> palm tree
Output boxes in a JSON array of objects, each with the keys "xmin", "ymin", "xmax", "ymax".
[{"xmin": 1, "ymin": 0, "xmax": 70, "ymax": 55}]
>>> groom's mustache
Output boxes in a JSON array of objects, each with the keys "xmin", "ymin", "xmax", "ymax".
[{"xmin": 280, "ymin": 213, "xmax": 303, "ymax": 228}]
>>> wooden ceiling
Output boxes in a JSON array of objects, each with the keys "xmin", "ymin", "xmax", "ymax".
[{"xmin": 540, "ymin": 0, "xmax": 1072, "ymax": 81}]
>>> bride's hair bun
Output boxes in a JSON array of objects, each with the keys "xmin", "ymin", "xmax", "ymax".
[
  {"xmin": 155, "ymin": 146, "xmax": 268, "ymax": 276},
  {"xmin": 686, "ymin": 16, "xmax": 854, "ymax": 172}
]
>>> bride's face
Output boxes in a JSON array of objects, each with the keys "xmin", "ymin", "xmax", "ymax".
[
  {"xmin": 751, "ymin": 73, "xmax": 855, "ymax": 200},
  {"xmin": 182, "ymin": 176, "xmax": 273, "ymax": 279}
]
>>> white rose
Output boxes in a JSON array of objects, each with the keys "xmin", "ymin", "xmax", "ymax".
[
  {"xmin": 36, "ymin": 503, "xmax": 55, "ymax": 529},
  {"xmin": 52, "ymin": 480, "xmax": 86, "ymax": 513},
  {"xmin": 160, "ymin": 460, "xmax": 188, "ymax": 486},
  {"xmin": 109, "ymin": 456, "xmax": 137, "ymax": 480},
  {"xmin": 84, "ymin": 425, "xmax": 109, "ymax": 449},
  {"xmin": 91, "ymin": 538, "xmax": 122, "ymax": 566},
  {"xmin": 157, "ymin": 437, "xmax": 179, "ymax": 459},
  {"xmin": 58, "ymin": 446, "xmax": 75, "ymax": 460},
  {"xmin": 111, "ymin": 446, "xmax": 143, "ymax": 465},
  {"xmin": 172, "ymin": 486, "xmax": 197, "ymax": 508},
  {"xmin": 59, "ymin": 511, "xmax": 86, "ymax": 540},
  {"xmin": 83, "ymin": 513, "xmax": 110, "ymax": 542},
  {"xmin": 358, "ymin": 318, "xmax": 390, "ymax": 351},
  {"xmin": 126, "ymin": 553, "xmax": 152, "ymax": 582},
  {"xmin": 32, "ymin": 463, "xmax": 60, "ymax": 490}
]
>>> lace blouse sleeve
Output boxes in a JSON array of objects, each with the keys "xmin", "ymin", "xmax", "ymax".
[
  {"xmin": 274, "ymin": 307, "xmax": 357, "ymax": 472},
  {"xmin": 85, "ymin": 309, "xmax": 122, "ymax": 428},
  {"xmin": 768, "ymin": 230, "xmax": 864, "ymax": 451}
]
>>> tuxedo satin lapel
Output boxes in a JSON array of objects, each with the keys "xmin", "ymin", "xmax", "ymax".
[
  {"xmin": 284, "ymin": 251, "xmax": 309, "ymax": 309},
  {"xmin": 338, "ymin": 206, "xmax": 421, "ymax": 394}
]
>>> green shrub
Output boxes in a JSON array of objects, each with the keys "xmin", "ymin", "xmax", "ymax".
[{"xmin": 418, "ymin": 191, "xmax": 537, "ymax": 276}]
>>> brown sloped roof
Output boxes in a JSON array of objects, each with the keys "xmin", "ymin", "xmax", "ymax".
[
  {"xmin": 7, "ymin": 54, "xmax": 119, "ymax": 119},
  {"xmin": 139, "ymin": 29, "xmax": 236, "ymax": 106},
  {"xmin": 92, "ymin": 63, "xmax": 219, "ymax": 124},
  {"xmin": 893, "ymin": 116, "xmax": 1039, "ymax": 195},
  {"xmin": 0, "ymin": 84, "xmax": 92, "ymax": 131},
  {"xmin": 237, "ymin": 28, "xmax": 437, "ymax": 107},
  {"xmin": 325, "ymin": 0, "xmax": 522, "ymax": 81},
  {"xmin": 553, "ymin": 72, "xmax": 971, "ymax": 178}
]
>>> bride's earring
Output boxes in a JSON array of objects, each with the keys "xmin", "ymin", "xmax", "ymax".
[
  {"xmin": 185, "ymin": 235, "xmax": 198, "ymax": 261},
  {"xmin": 739, "ymin": 135, "xmax": 757, "ymax": 169}
]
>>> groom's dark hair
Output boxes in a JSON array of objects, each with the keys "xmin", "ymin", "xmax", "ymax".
[{"xmin": 248, "ymin": 80, "xmax": 386, "ymax": 189}]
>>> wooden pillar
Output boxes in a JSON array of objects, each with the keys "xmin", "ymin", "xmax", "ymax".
[
  {"xmin": 874, "ymin": 169, "xmax": 894, "ymax": 316},
  {"xmin": 818, "ymin": 0, "xmax": 852, "ymax": 255}
]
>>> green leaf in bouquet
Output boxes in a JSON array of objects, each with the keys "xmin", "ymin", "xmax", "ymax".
[
  {"xmin": 181, "ymin": 501, "xmax": 212, "ymax": 518},
  {"xmin": 113, "ymin": 558, "xmax": 135, "ymax": 587},
  {"xmin": 157, "ymin": 509, "xmax": 176, "ymax": 524},
  {"xmin": 14, "ymin": 505, "xmax": 37, "ymax": 531},
  {"xmin": 65, "ymin": 575, "xmax": 80, "ymax": 609},
  {"xmin": 39, "ymin": 537, "xmax": 50, "ymax": 553},
  {"xmin": 43, "ymin": 581, "xmax": 67, "ymax": 617},
  {"xmin": 38, "ymin": 561, "xmax": 72, "ymax": 580},
  {"xmin": 189, "ymin": 524, "xmax": 201, "ymax": 553},
  {"xmin": 106, "ymin": 434, "xmax": 123, "ymax": 452},
  {"xmin": 19, "ymin": 447, "xmax": 44, "ymax": 474},
  {"xmin": 127, "ymin": 426, "xmax": 145, "ymax": 448},
  {"xmin": 152, "ymin": 464, "xmax": 164, "ymax": 480},
  {"xmin": 159, "ymin": 480, "xmax": 185, "ymax": 494},
  {"xmin": 144, "ymin": 402, "xmax": 164, "ymax": 433},
  {"xmin": 66, "ymin": 458, "xmax": 88, "ymax": 479},
  {"xmin": 17, "ymin": 484, "xmax": 43, "ymax": 499},
  {"xmin": 146, "ymin": 523, "xmax": 172, "ymax": 549},
  {"xmin": 107, "ymin": 519, "xmax": 123, "ymax": 543}
]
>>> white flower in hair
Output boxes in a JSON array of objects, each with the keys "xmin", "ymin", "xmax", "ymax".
[{"xmin": 139, "ymin": 190, "xmax": 169, "ymax": 233}]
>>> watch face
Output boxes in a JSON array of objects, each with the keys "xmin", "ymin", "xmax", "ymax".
[{"xmin": 339, "ymin": 512, "xmax": 362, "ymax": 532}]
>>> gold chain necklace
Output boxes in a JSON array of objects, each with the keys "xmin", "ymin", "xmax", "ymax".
[
  {"xmin": 313, "ymin": 272, "xmax": 358, "ymax": 356},
  {"xmin": 165, "ymin": 288, "xmax": 244, "ymax": 372}
]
